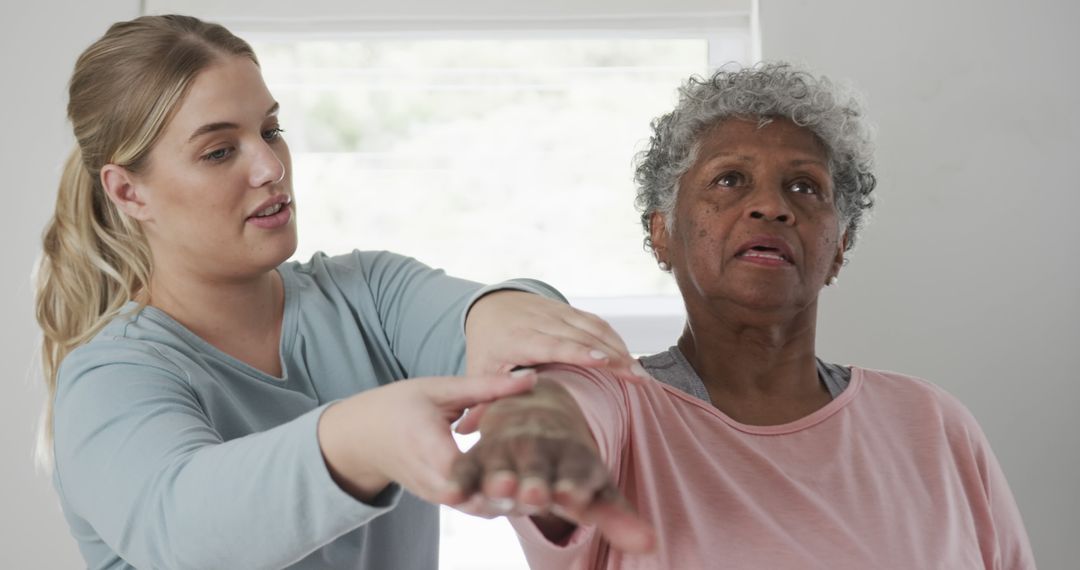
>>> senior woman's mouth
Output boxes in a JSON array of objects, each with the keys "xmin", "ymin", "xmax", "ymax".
[{"xmin": 734, "ymin": 237, "xmax": 795, "ymax": 266}]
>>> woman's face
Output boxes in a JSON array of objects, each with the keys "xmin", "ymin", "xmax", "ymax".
[
  {"xmin": 652, "ymin": 117, "xmax": 845, "ymax": 318},
  {"xmin": 125, "ymin": 55, "xmax": 296, "ymax": 280}
]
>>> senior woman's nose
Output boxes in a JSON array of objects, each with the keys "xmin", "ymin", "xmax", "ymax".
[
  {"xmin": 750, "ymin": 210, "xmax": 790, "ymax": 223},
  {"xmin": 746, "ymin": 188, "xmax": 795, "ymax": 225}
]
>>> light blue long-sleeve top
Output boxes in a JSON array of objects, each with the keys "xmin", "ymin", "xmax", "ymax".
[{"xmin": 52, "ymin": 250, "xmax": 563, "ymax": 570}]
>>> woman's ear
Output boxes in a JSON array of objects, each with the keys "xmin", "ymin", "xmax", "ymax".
[
  {"xmin": 649, "ymin": 211, "xmax": 670, "ymax": 256},
  {"xmin": 100, "ymin": 164, "xmax": 152, "ymax": 221},
  {"xmin": 830, "ymin": 232, "xmax": 848, "ymax": 277}
]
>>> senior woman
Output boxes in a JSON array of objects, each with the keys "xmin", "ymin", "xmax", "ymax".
[{"xmin": 449, "ymin": 63, "xmax": 1036, "ymax": 569}]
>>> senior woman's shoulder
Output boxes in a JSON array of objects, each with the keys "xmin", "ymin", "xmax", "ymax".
[{"xmin": 850, "ymin": 366, "xmax": 987, "ymax": 436}]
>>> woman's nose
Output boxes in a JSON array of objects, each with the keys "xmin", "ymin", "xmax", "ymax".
[
  {"xmin": 249, "ymin": 143, "xmax": 286, "ymax": 187},
  {"xmin": 746, "ymin": 187, "xmax": 794, "ymax": 224}
]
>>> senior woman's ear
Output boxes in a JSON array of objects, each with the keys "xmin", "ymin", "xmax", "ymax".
[
  {"xmin": 649, "ymin": 212, "xmax": 671, "ymax": 268},
  {"xmin": 827, "ymin": 232, "xmax": 849, "ymax": 285}
]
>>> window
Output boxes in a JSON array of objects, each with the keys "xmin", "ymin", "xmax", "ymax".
[
  {"xmin": 149, "ymin": 0, "xmax": 756, "ymax": 351},
  {"xmin": 248, "ymin": 36, "xmax": 742, "ymax": 569},
  {"xmin": 248, "ymin": 36, "xmax": 747, "ymax": 354},
  {"xmin": 255, "ymin": 37, "xmax": 705, "ymax": 291},
  {"xmin": 147, "ymin": 3, "xmax": 753, "ymax": 566}
]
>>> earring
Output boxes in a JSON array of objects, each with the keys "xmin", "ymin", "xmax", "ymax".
[
  {"xmin": 658, "ymin": 260, "xmax": 671, "ymax": 272},
  {"xmin": 827, "ymin": 276, "xmax": 839, "ymax": 286}
]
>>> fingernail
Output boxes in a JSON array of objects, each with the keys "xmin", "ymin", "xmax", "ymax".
[
  {"xmin": 487, "ymin": 497, "xmax": 515, "ymax": 513},
  {"xmin": 589, "ymin": 349, "xmax": 609, "ymax": 361},
  {"xmin": 554, "ymin": 479, "xmax": 587, "ymax": 501},
  {"xmin": 491, "ymin": 470, "xmax": 517, "ymax": 486},
  {"xmin": 631, "ymin": 363, "xmax": 652, "ymax": 380},
  {"xmin": 554, "ymin": 479, "xmax": 577, "ymax": 494},
  {"xmin": 510, "ymin": 367, "xmax": 535, "ymax": 378}
]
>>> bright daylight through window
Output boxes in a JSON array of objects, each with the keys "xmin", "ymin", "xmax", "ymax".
[
  {"xmin": 252, "ymin": 38, "xmax": 719, "ymax": 298},
  {"xmin": 250, "ymin": 35, "xmax": 746, "ymax": 569}
]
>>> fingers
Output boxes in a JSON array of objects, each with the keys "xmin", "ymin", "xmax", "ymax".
[
  {"xmin": 510, "ymin": 332, "xmax": 652, "ymax": 385},
  {"xmin": 464, "ymin": 290, "xmax": 652, "ymax": 384},
  {"xmin": 550, "ymin": 472, "xmax": 655, "ymax": 554},
  {"xmin": 425, "ymin": 370, "xmax": 537, "ymax": 410},
  {"xmin": 480, "ymin": 455, "xmax": 517, "ymax": 500},
  {"xmin": 398, "ymin": 437, "xmax": 464, "ymax": 505},
  {"xmin": 446, "ymin": 453, "xmax": 483, "ymax": 505},
  {"xmin": 448, "ymin": 493, "xmax": 503, "ymax": 519},
  {"xmin": 550, "ymin": 446, "xmax": 612, "ymax": 517},
  {"xmin": 559, "ymin": 308, "xmax": 632, "ymax": 362},
  {"xmin": 452, "ymin": 431, "xmax": 609, "ymax": 516},
  {"xmin": 448, "ymin": 440, "xmax": 519, "ymax": 501},
  {"xmin": 547, "ymin": 308, "xmax": 655, "ymax": 385},
  {"xmin": 448, "ymin": 436, "xmax": 655, "ymax": 553},
  {"xmin": 577, "ymin": 487, "xmax": 656, "ymax": 554},
  {"xmin": 515, "ymin": 454, "xmax": 555, "ymax": 510}
]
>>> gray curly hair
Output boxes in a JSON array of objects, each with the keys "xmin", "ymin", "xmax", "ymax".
[{"xmin": 634, "ymin": 62, "xmax": 877, "ymax": 253}]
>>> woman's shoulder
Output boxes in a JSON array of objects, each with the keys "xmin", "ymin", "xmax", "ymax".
[
  {"xmin": 279, "ymin": 250, "xmax": 443, "ymax": 303},
  {"xmin": 854, "ymin": 366, "xmax": 963, "ymax": 400},
  {"xmin": 851, "ymin": 366, "xmax": 985, "ymax": 436},
  {"xmin": 58, "ymin": 306, "xmax": 189, "ymax": 386},
  {"xmin": 280, "ymin": 249, "xmax": 421, "ymax": 280}
]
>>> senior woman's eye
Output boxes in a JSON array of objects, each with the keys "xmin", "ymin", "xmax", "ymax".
[
  {"xmin": 712, "ymin": 172, "xmax": 745, "ymax": 187},
  {"xmin": 789, "ymin": 180, "xmax": 819, "ymax": 195}
]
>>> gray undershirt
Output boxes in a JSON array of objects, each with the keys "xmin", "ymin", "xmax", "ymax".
[{"xmin": 639, "ymin": 346, "xmax": 852, "ymax": 403}]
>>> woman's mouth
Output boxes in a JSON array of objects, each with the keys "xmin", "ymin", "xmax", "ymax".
[
  {"xmin": 737, "ymin": 246, "xmax": 791, "ymax": 264},
  {"xmin": 246, "ymin": 198, "xmax": 293, "ymax": 229},
  {"xmin": 253, "ymin": 202, "xmax": 284, "ymax": 217}
]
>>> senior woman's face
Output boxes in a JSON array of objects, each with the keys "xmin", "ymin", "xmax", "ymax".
[{"xmin": 652, "ymin": 118, "xmax": 845, "ymax": 315}]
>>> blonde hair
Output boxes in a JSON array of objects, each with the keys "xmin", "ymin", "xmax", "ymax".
[{"xmin": 34, "ymin": 15, "xmax": 256, "ymax": 469}]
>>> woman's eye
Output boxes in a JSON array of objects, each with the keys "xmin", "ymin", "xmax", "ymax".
[
  {"xmin": 263, "ymin": 127, "xmax": 285, "ymax": 141},
  {"xmin": 713, "ymin": 172, "xmax": 744, "ymax": 187},
  {"xmin": 202, "ymin": 147, "xmax": 232, "ymax": 162},
  {"xmin": 789, "ymin": 180, "xmax": 818, "ymax": 195}
]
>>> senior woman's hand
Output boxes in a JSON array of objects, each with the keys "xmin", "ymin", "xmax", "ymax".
[{"xmin": 446, "ymin": 377, "xmax": 656, "ymax": 554}]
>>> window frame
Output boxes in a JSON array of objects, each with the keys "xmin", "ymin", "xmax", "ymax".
[{"xmin": 144, "ymin": 1, "xmax": 758, "ymax": 353}]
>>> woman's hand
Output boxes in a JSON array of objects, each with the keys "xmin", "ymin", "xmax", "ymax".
[
  {"xmin": 446, "ymin": 379, "xmax": 655, "ymax": 554},
  {"xmin": 461, "ymin": 291, "xmax": 650, "ymax": 433},
  {"xmin": 317, "ymin": 371, "xmax": 538, "ymax": 505},
  {"xmin": 464, "ymin": 290, "xmax": 650, "ymax": 384}
]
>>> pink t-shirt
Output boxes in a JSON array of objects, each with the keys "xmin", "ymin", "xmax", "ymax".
[{"xmin": 511, "ymin": 365, "xmax": 1035, "ymax": 569}]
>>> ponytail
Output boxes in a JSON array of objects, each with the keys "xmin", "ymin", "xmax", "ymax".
[{"xmin": 34, "ymin": 146, "xmax": 152, "ymax": 470}]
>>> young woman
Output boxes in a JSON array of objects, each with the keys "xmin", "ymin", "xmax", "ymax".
[{"xmin": 35, "ymin": 14, "xmax": 647, "ymax": 569}]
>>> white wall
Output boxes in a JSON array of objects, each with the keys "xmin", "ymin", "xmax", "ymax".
[
  {"xmin": 0, "ymin": 2, "xmax": 141, "ymax": 567},
  {"xmin": 760, "ymin": 0, "xmax": 1080, "ymax": 567},
  {"xmin": 1, "ymin": 1, "xmax": 1075, "ymax": 568}
]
